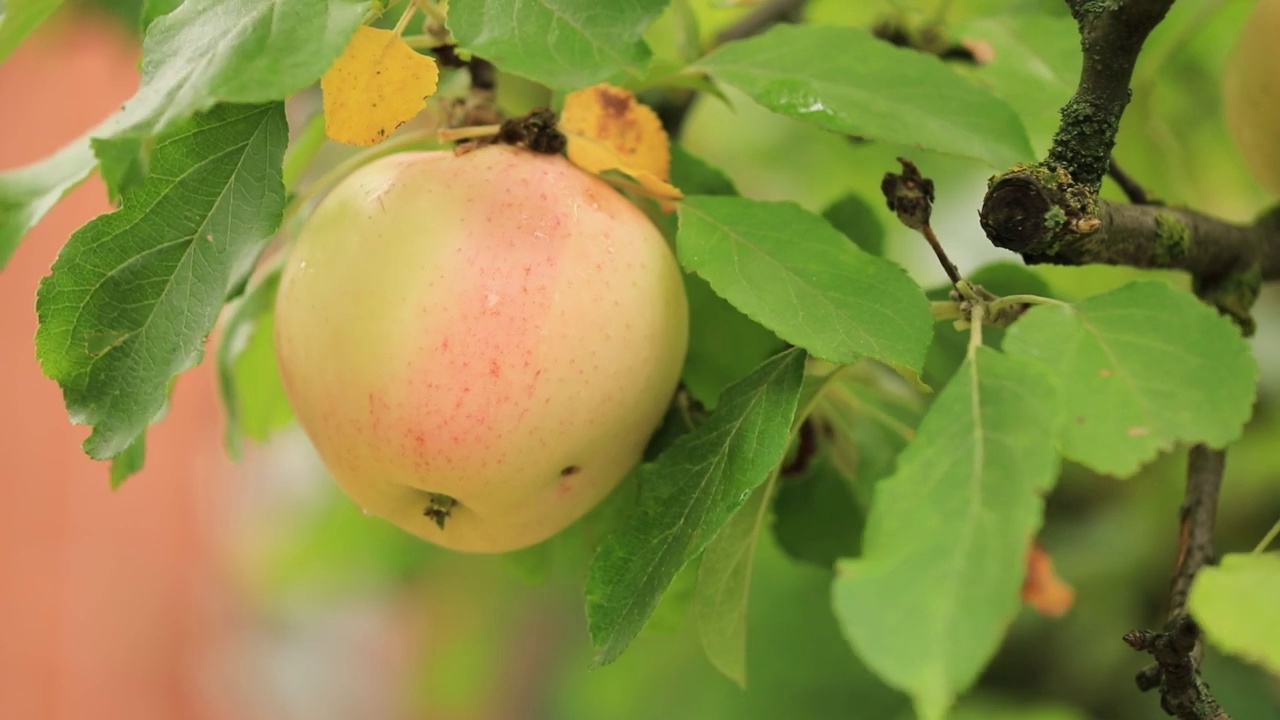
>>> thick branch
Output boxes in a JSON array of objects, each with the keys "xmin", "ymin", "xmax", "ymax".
[
  {"xmin": 1048, "ymin": 0, "xmax": 1175, "ymax": 189},
  {"xmin": 980, "ymin": 169, "xmax": 1276, "ymax": 329},
  {"xmin": 981, "ymin": 173, "xmax": 1280, "ymax": 280},
  {"xmin": 978, "ymin": 1, "xmax": 1280, "ymax": 312}
]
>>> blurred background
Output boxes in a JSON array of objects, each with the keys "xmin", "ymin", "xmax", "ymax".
[{"xmin": 1, "ymin": 1, "xmax": 1277, "ymax": 719}]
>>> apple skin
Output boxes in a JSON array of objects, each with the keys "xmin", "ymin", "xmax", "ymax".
[
  {"xmin": 274, "ymin": 145, "xmax": 688, "ymax": 552},
  {"xmin": 1224, "ymin": 0, "xmax": 1280, "ymax": 196}
]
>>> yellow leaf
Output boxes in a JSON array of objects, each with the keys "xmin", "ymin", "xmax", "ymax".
[
  {"xmin": 322, "ymin": 26, "xmax": 439, "ymax": 146},
  {"xmin": 559, "ymin": 83, "xmax": 682, "ymax": 202}
]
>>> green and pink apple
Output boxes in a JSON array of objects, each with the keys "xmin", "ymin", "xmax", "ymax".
[{"xmin": 274, "ymin": 145, "xmax": 688, "ymax": 552}]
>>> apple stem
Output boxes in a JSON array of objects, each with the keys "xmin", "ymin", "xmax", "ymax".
[{"xmin": 437, "ymin": 125, "xmax": 502, "ymax": 143}]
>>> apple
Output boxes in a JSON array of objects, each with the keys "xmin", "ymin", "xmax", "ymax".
[
  {"xmin": 1223, "ymin": 0, "xmax": 1280, "ymax": 196},
  {"xmin": 274, "ymin": 145, "xmax": 689, "ymax": 552}
]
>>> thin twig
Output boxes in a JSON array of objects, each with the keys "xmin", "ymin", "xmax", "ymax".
[
  {"xmin": 656, "ymin": 0, "xmax": 811, "ymax": 136},
  {"xmin": 1253, "ymin": 516, "xmax": 1280, "ymax": 553},
  {"xmin": 922, "ymin": 225, "xmax": 962, "ymax": 285},
  {"xmin": 1124, "ymin": 615, "xmax": 1229, "ymax": 720},
  {"xmin": 716, "ymin": 0, "xmax": 808, "ymax": 44},
  {"xmin": 1124, "ymin": 441, "xmax": 1233, "ymax": 720},
  {"xmin": 1106, "ymin": 156, "xmax": 1160, "ymax": 205},
  {"xmin": 1169, "ymin": 446, "xmax": 1225, "ymax": 619},
  {"xmin": 881, "ymin": 158, "xmax": 962, "ymax": 284}
]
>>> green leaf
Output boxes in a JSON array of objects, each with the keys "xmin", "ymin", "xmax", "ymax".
[
  {"xmin": 955, "ymin": 14, "xmax": 1080, "ymax": 138},
  {"xmin": 217, "ymin": 264, "xmax": 293, "ymax": 459},
  {"xmin": 141, "ymin": 0, "xmax": 184, "ymax": 30},
  {"xmin": 1190, "ymin": 552, "xmax": 1280, "ymax": 676},
  {"xmin": 586, "ymin": 347, "xmax": 806, "ymax": 666},
  {"xmin": 822, "ymin": 194, "xmax": 884, "ymax": 256},
  {"xmin": 35, "ymin": 103, "xmax": 288, "ymax": 460},
  {"xmin": 923, "ymin": 263, "xmax": 1052, "ymax": 390},
  {"xmin": 772, "ymin": 451, "xmax": 862, "ymax": 568},
  {"xmin": 833, "ymin": 347, "xmax": 1061, "ymax": 720},
  {"xmin": 667, "ymin": 149, "xmax": 780, "ymax": 407},
  {"xmin": 0, "ymin": 137, "xmax": 97, "ymax": 270},
  {"xmin": 670, "ymin": 143, "xmax": 736, "ymax": 196},
  {"xmin": 1003, "ymin": 281, "xmax": 1257, "ymax": 477},
  {"xmin": 695, "ymin": 478, "xmax": 773, "ymax": 687},
  {"xmin": 0, "ymin": 0, "xmax": 66, "ymax": 63},
  {"xmin": 109, "ymin": 432, "xmax": 147, "ymax": 488},
  {"xmin": 92, "ymin": 0, "xmax": 368, "ymax": 190},
  {"xmin": 448, "ymin": 0, "xmax": 668, "ymax": 91},
  {"xmin": 91, "ymin": 134, "xmax": 150, "ymax": 204},
  {"xmin": 682, "ymin": 273, "xmax": 783, "ymax": 409},
  {"xmin": 814, "ymin": 362, "xmax": 926, "ymax": 507},
  {"xmin": 678, "ymin": 195, "xmax": 932, "ymax": 370},
  {"xmin": 694, "ymin": 25, "xmax": 1034, "ymax": 168}
]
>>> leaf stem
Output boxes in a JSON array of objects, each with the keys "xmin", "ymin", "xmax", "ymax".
[
  {"xmin": 967, "ymin": 304, "xmax": 985, "ymax": 358},
  {"xmin": 413, "ymin": 0, "xmax": 449, "ymax": 30},
  {"xmin": 402, "ymin": 33, "xmax": 450, "ymax": 49},
  {"xmin": 437, "ymin": 124, "xmax": 502, "ymax": 143},
  {"xmin": 1253, "ymin": 516, "xmax": 1280, "ymax": 554},
  {"xmin": 393, "ymin": 1, "xmax": 417, "ymax": 35},
  {"xmin": 986, "ymin": 294, "xmax": 1068, "ymax": 315},
  {"xmin": 931, "ymin": 301, "xmax": 962, "ymax": 321}
]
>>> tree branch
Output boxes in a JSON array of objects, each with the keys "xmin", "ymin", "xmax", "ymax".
[
  {"xmin": 1169, "ymin": 447, "xmax": 1225, "ymax": 619},
  {"xmin": 1107, "ymin": 157, "xmax": 1159, "ymax": 205},
  {"xmin": 979, "ymin": 4, "xmax": 1251, "ymax": 718},
  {"xmin": 978, "ymin": 0, "xmax": 1278, "ymax": 330},
  {"xmin": 654, "ymin": 0, "xmax": 810, "ymax": 136},
  {"xmin": 1048, "ymin": 0, "xmax": 1175, "ymax": 190},
  {"xmin": 979, "ymin": 170, "xmax": 1278, "ymax": 329},
  {"xmin": 1122, "ymin": 446, "xmax": 1231, "ymax": 720},
  {"xmin": 715, "ymin": 0, "xmax": 808, "ymax": 44}
]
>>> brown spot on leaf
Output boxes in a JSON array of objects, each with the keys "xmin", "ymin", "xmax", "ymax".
[
  {"xmin": 596, "ymin": 85, "xmax": 632, "ymax": 118},
  {"xmin": 1099, "ymin": 368, "xmax": 1113, "ymax": 378},
  {"xmin": 1127, "ymin": 426, "xmax": 1151, "ymax": 438}
]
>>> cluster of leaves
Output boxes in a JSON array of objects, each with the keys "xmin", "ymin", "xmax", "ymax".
[{"xmin": 0, "ymin": 1, "xmax": 1276, "ymax": 718}]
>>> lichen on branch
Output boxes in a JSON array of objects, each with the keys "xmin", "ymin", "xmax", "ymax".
[{"xmin": 978, "ymin": 0, "xmax": 1280, "ymax": 330}]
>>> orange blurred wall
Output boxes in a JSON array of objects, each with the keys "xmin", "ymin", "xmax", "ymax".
[{"xmin": 0, "ymin": 15, "xmax": 242, "ymax": 720}]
